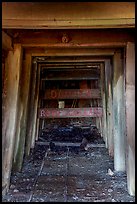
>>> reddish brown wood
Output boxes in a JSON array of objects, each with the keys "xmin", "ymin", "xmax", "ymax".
[
  {"xmin": 44, "ymin": 89, "xmax": 101, "ymax": 99},
  {"xmin": 38, "ymin": 107, "xmax": 103, "ymax": 118}
]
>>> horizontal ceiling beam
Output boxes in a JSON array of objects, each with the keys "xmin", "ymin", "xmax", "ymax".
[
  {"xmin": 2, "ymin": 3, "xmax": 135, "ymax": 29},
  {"xmin": 2, "ymin": 18, "xmax": 135, "ymax": 29}
]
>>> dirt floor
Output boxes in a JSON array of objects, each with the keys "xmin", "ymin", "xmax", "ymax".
[
  {"xmin": 2, "ymin": 124, "xmax": 135, "ymax": 202},
  {"xmin": 2, "ymin": 142, "xmax": 135, "ymax": 202}
]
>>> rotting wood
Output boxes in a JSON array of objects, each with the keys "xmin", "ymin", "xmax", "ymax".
[{"xmin": 2, "ymin": 44, "xmax": 22, "ymax": 195}]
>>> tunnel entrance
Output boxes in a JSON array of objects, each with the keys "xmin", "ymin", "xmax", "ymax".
[
  {"xmin": 36, "ymin": 56, "xmax": 104, "ymax": 149},
  {"xmin": 2, "ymin": 42, "xmax": 135, "ymax": 202}
]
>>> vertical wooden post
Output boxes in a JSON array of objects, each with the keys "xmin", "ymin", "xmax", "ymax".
[
  {"xmin": 31, "ymin": 63, "xmax": 41, "ymax": 148},
  {"xmin": 103, "ymin": 61, "xmax": 109, "ymax": 148},
  {"xmin": 126, "ymin": 42, "xmax": 135, "ymax": 196},
  {"xmin": 25, "ymin": 58, "xmax": 37, "ymax": 156},
  {"xmin": 113, "ymin": 51, "xmax": 126, "ymax": 171},
  {"xmin": 12, "ymin": 54, "xmax": 32, "ymax": 171},
  {"xmin": 105, "ymin": 60, "xmax": 114, "ymax": 157},
  {"xmin": 100, "ymin": 63, "xmax": 106, "ymax": 142},
  {"xmin": 2, "ymin": 44, "xmax": 22, "ymax": 195}
]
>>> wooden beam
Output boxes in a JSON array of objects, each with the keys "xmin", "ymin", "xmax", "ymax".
[
  {"xmin": 2, "ymin": 44, "xmax": 22, "ymax": 195},
  {"xmin": 25, "ymin": 61, "xmax": 37, "ymax": 156},
  {"xmin": 2, "ymin": 31, "xmax": 13, "ymax": 50},
  {"xmin": 38, "ymin": 107, "xmax": 103, "ymax": 118},
  {"xmin": 22, "ymin": 42, "xmax": 127, "ymax": 48},
  {"xmin": 12, "ymin": 54, "xmax": 32, "ymax": 171},
  {"xmin": 44, "ymin": 89, "xmax": 101, "ymax": 99},
  {"xmin": 126, "ymin": 42, "xmax": 135, "ymax": 196},
  {"xmin": 2, "ymin": 18, "xmax": 135, "ymax": 29},
  {"xmin": 2, "ymin": 3, "xmax": 135, "ymax": 29}
]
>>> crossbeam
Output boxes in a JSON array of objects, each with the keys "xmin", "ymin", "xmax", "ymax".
[
  {"xmin": 38, "ymin": 107, "xmax": 103, "ymax": 118},
  {"xmin": 44, "ymin": 89, "xmax": 101, "ymax": 99}
]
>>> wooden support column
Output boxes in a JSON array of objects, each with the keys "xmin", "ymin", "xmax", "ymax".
[
  {"xmin": 113, "ymin": 51, "xmax": 126, "ymax": 171},
  {"xmin": 12, "ymin": 54, "xmax": 32, "ymax": 171},
  {"xmin": 100, "ymin": 63, "xmax": 106, "ymax": 141},
  {"xmin": 2, "ymin": 44, "xmax": 22, "ymax": 195},
  {"xmin": 126, "ymin": 42, "xmax": 135, "ymax": 196},
  {"xmin": 25, "ymin": 58, "xmax": 37, "ymax": 156},
  {"xmin": 103, "ymin": 61, "xmax": 109, "ymax": 148},
  {"xmin": 31, "ymin": 63, "xmax": 41, "ymax": 148},
  {"xmin": 105, "ymin": 60, "xmax": 114, "ymax": 157}
]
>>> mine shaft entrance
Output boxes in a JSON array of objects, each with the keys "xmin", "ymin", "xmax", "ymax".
[{"xmin": 36, "ymin": 56, "xmax": 105, "ymax": 148}]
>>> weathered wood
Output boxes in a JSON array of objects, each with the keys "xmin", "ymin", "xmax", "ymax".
[
  {"xmin": 126, "ymin": 42, "xmax": 135, "ymax": 196},
  {"xmin": 2, "ymin": 3, "xmax": 135, "ymax": 29},
  {"xmin": 25, "ymin": 60, "xmax": 37, "ymax": 156},
  {"xmin": 12, "ymin": 54, "xmax": 32, "ymax": 171},
  {"xmin": 31, "ymin": 62, "xmax": 41, "ymax": 148},
  {"xmin": 113, "ymin": 51, "xmax": 126, "ymax": 172},
  {"xmin": 2, "ymin": 44, "xmax": 22, "ymax": 195},
  {"xmin": 105, "ymin": 60, "xmax": 114, "ymax": 157},
  {"xmin": 38, "ymin": 107, "xmax": 103, "ymax": 118},
  {"xmin": 2, "ymin": 31, "xmax": 13, "ymax": 50},
  {"xmin": 23, "ymin": 42, "xmax": 127, "ymax": 48},
  {"xmin": 44, "ymin": 89, "xmax": 101, "ymax": 99}
]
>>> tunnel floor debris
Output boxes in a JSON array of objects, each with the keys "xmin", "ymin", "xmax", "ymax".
[{"xmin": 2, "ymin": 142, "xmax": 135, "ymax": 202}]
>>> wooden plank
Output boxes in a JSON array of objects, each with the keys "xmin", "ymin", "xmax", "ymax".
[
  {"xmin": 38, "ymin": 107, "xmax": 103, "ymax": 118},
  {"xmin": 44, "ymin": 89, "xmax": 101, "ymax": 99}
]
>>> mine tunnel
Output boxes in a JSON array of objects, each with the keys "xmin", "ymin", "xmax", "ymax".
[{"xmin": 2, "ymin": 2, "xmax": 135, "ymax": 202}]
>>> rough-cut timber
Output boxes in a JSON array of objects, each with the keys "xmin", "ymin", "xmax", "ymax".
[
  {"xmin": 126, "ymin": 42, "xmax": 135, "ymax": 196},
  {"xmin": 113, "ymin": 51, "xmax": 126, "ymax": 172},
  {"xmin": 44, "ymin": 89, "xmax": 101, "ymax": 99},
  {"xmin": 39, "ymin": 107, "xmax": 103, "ymax": 118},
  {"xmin": 12, "ymin": 54, "xmax": 32, "ymax": 171},
  {"xmin": 105, "ymin": 60, "xmax": 113, "ymax": 157},
  {"xmin": 2, "ymin": 44, "xmax": 22, "ymax": 195},
  {"xmin": 25, "ymin": 60, "xmax": 37, "ymax": 156}
]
